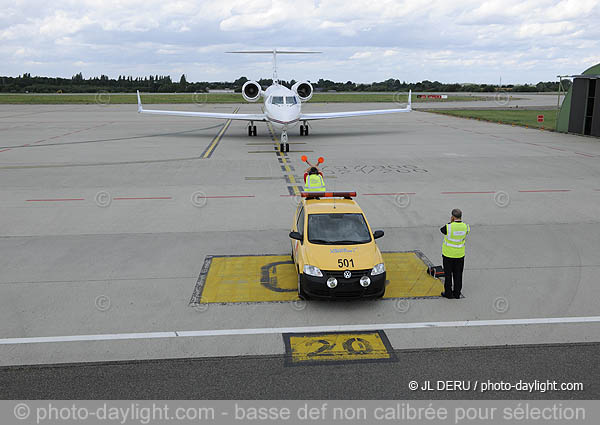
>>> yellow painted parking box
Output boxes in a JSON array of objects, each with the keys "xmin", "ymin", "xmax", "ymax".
[
  {"xmin": 189, "ymin": 251, "xmax": 443, "ymax": 304},
  {"xmin": 382, "ymin": 251, "xmax": 443, "ymax": 298},
  {"xmin": 283, "ymin": 330, "xmax": 395, "ymax": 365},
  {"xmin": 191, "ymin": 255, "xmax": 297, "ymax": 304}
]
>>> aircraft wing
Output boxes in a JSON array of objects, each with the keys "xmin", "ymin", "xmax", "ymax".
[
  {"xmin": 300, "ymin": 90, "xmax": 412, "ymax": 121},
  {"xmin": 136, "ymin": 91, "xmax": 266, "ymax": 121},
  {"xmin": 300, "ymin": 107, "xmax": 410, "ymax": 121}
]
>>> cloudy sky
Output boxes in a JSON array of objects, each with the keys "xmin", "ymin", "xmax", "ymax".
[{"xmin": 2, "ymin": 0, "xmax": 600, "ymax": 84}]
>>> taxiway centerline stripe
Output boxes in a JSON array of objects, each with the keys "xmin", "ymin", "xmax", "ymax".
[
  {"xmin": 266, "ymin": 122, "xmax": 301, "ymax": 195},
  {"xmin": 113, "ymin": 197, "xmax": 172, "ymax": 200},
  {"xmin": 200, "ymin": 107, "xmax": 239, "ymax": 159},
  {"xmin": 1, "ymin": 316, "xmax": 599, "ymax": 345},
  {"xmin": 1, "ymin": 123, "xmax": 114, "ymax": 152},
  {"xmin": 518, "ymin": 190, "xmax": 571, "ymax": 193},
  {"xmin": 201, "ymin": 123, "xmax": 227, "ymax": 158},
  {"xmin": 195, "ymin": 195, "xmax": 255, "ymax": 199},
  {"xmin": 26, "ymin": 198, "xmax": 85, "ymax": 202},
  {"xmin": 362, "ymin": 193, "xmax": 417, "ymax": 196},
  {"xmin": 441, "ymin": 191, "xmax": 495, "ymax": 194}
]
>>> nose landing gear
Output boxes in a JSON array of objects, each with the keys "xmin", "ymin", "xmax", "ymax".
[{"xmin": 247, "ymin": 122, "xmax": 257, "ymax": 137}]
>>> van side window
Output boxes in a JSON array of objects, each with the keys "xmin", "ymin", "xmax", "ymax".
[{"xmin": 296, "ymin": 206, "xmax": 305, "ymax": 236}]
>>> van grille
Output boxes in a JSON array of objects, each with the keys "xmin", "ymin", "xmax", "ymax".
[{"xmin": 324, "ymin": 269, "xmax": 371, "ymax": 279}]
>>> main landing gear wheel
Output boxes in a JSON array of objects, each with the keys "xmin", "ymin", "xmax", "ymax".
[
  {"xmin": 279, "ymin": 131, "xmax": 289, "ymax": 152},
  {"xmin": 247, "ymin": 125, "xmax": 257, "ymax": 136},
  {"xmin": 299, "ymin": 124, "xmax": 309, "ymax": 136}
]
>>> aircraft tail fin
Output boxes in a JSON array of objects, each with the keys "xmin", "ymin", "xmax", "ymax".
[
  {"xmin": 226, "ymin": 49, "xmax": 321, "ymax": 83},
  {"xmin": 136, "ymin": 90, "xmax": 143, "ymax": 113},
  {"xmin": 226, "ymin": 50, "xmax": 322, "ymax": 54}
]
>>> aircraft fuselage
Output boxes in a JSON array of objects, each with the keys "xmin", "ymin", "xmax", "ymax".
[{"xmin": 262, "ymin": 84, "xmax": 302, "ymax": 131}]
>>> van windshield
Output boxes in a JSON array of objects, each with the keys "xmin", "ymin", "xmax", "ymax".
[{"xmin": 308, "ymin": 213, "xmax": 371, "ymax": 245}]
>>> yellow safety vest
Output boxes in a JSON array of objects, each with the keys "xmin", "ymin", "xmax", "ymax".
[
  {"xmin": 442, "ymin": 221, "xmax": 470, "ymax": 258},
  {"xmin": 305, "ymin": 174, "xmax": 326, "ymax": 192}
]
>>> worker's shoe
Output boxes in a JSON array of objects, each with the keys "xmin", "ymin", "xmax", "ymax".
[
  {"xmin": 453, "ymin": 293, "xmax": 461, "ymax": 299},
  {"xmin": 440, "ymin": 292, "xmax": 453, "ymax": 299}
]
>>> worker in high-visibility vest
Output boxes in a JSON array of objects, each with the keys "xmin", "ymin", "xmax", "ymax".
[
  {"xmin": 440, "ymin": 209, "xmax": 470, "ymax": 299},
  {"xmin": 304, "ymin": 167, "xmax": 326, "ymax": 192}
]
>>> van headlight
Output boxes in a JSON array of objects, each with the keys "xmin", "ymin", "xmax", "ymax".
[
  {"xmin": 371, "ymin": 263, "xmax": 385, "ymax": 276},
  {"xmin": 303, "ymin": 265, "xmax": 323, "ymax": 277}
]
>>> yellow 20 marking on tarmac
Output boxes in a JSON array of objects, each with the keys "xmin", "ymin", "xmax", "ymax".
[
  {"xmin": 200, "ymin": 107, "xmax": 239, "ymax": 159},
  {"xmin": 283, "ymin": 330, "xmax": 395, "ymax": 365},
  {"xmin": 190, "ymin": 251, "xmax": 443, "ymax": 304}
]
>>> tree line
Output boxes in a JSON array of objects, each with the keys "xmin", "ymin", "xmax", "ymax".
[{"xmin": 0, "ymin": 73, "xmax": 569, "ymax": 93}]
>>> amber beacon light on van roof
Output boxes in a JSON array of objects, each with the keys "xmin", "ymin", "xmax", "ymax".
[{"xmin": 300, "ymin": 192, "xmax": 357, "ymax": 198}]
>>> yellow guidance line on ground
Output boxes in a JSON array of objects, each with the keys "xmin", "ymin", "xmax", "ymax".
[
  {"xmin": 200, "ymin": 107, "xmax": 239, "ymax": 159},
  {"xmin": 266, "ymin": 121, "xmax": 301, "ymax": 196},
  {"xmin": 284, "ymin": 164, "xmax": 301, "ymax": 196}
]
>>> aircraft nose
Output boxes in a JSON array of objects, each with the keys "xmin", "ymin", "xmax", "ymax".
[{"xmin": 282, "ymin": 107, "xmax": 299, "ymax": 122}]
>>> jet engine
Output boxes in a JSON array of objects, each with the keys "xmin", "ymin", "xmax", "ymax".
[
  {"xmin": 242, "ymin": 81, "xmax": 262, "ymax": 102},
  {"xmin": 292, "ymin": 81, "xmax": 313, "ymax": 102}
]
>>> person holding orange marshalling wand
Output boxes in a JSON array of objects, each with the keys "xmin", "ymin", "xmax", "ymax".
[{"xmin": 302, "ymin": 155, "xmax": 326, "ymax": 192}]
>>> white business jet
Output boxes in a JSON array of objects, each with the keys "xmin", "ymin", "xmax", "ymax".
[{"xmin": 136, "ymin": 49, "xmax": 411, "ymax": 152}]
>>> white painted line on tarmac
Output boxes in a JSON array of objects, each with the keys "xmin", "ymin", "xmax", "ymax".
[{"xmin": 1, "ymin": 316, "xmax": 599, "ymax": 345}]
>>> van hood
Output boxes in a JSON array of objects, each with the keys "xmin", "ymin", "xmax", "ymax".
[{"xmin": 304, "ymin": 242, "xmax": 382, "ymax": 271}]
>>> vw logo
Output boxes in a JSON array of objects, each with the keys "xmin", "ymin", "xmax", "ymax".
[{"xmin": 343, "ymin": 270, "xmax": 352, "ymax": 279}]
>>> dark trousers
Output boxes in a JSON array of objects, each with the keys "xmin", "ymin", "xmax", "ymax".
[{"xmin": 443, "ymin": 255, "xmax": 465, "ymax": 298}]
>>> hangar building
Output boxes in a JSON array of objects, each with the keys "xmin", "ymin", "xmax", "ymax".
[{"xmin": 557, "ymin": 63, "xmax": 600, "ymax": 137}]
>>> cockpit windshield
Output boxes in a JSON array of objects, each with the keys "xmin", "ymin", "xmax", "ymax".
[
  {"xmin": 271, "ymin": 96, "xmax": 284, "ymax": 105},
  {"xmin": 285, "ymin": 96, "xmax": 297, "ymax": 105}
]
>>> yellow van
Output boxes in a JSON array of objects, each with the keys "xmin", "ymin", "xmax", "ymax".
[{"xmin": 289, "ymin": 192, "xmax": 386, "ymax": 299}]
